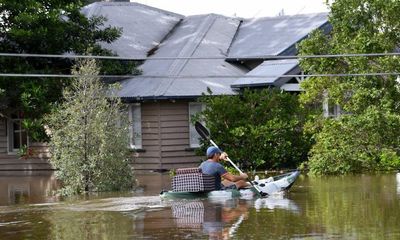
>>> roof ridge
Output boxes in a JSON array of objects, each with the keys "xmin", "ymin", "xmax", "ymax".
[
  {"xmin": 226, "ymin": 19, "xmax": 243, "ymax": 58},
  {"xmin": 83, "ymin": 2, "xmax": 184, "ymax": 18},
  {"xmin": 245, "ymin": 12, "xmax": 328, "ymax": 21},
  {"xmin": 186, "ymin": 13, "xmax": 239, "ymax": 20},
  {"xmin": 165, "ymin": 15, "xmax": 217, "ymax": 76},
  {"xmin": 154, "ymin": 15, "xmax": 219, "ymax": 96}
]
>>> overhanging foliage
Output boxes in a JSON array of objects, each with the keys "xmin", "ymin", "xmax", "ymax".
[
  {"xmin": 0, "ymin": 0, "xmax": 139, "ymax": 141},
  {"xmin": 198, "ymin": 89, "xmax": 312, "ymax": 171},
  {"xmin": 298, "ymin": 0, "xmax": 400, "ymax": 174}
]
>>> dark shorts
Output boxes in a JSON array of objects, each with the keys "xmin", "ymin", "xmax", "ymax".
[{"xmin": 221, "ymin": 184, "xmax": 237, "ymax": 190}]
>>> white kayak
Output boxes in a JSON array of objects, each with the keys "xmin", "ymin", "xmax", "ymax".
[{"xmin": 160, "ymin": 170, "xmax": 300, "ymax": 199}]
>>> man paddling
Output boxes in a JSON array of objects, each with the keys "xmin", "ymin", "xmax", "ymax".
[{"xmin": 199, "ymin": 146, "xmax": 250, "ymax": 190}]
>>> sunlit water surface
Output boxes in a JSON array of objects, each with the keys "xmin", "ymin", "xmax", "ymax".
[{"xmin": 1, "ymin": 172, "xmax": 400, "ymax": 239}]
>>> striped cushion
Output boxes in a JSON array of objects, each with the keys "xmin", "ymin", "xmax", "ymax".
[
  {"xmin": 176, "ymin": 168, "xmax": 202, "ymax": 175},
  {"xmin": 172, "ymin": 173, "xmax": 215, "ymax": 192}
]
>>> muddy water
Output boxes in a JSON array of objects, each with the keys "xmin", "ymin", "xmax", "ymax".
[{"xmin": 0, "ymin": 172, "xmax": 400, "ymax": 239}]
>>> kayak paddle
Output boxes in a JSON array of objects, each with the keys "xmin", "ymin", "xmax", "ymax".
[{"xmin": 194, "ymin": 121, "xmax": 267, "ymax": 197}]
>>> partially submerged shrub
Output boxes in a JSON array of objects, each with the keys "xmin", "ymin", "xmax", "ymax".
[
  {"xmin": 47, "ymin": 59, "xmax": 134, "ymax": 195},
  {"xmin": 308, "ymin": 108, "xmax": 400, "ymax": 175}
]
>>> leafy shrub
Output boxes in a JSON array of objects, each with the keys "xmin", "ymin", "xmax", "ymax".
[
  {"xmin": 308, "ymin": 107, "xmax": 400, "ymax": 175},
  {"xmin": 47, "ymin": 59, "xmax": 134, "ymax": 195},
  {"xmin": 199, "ymin": 89, "xmax": 312, "ymax": 170},
  {"xmin": 378, "ymin": 149, "xmax": 400, "ymax": 171}
]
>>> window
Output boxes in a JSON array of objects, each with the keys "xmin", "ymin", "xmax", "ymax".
[
  {"xmin": 8, "ymin": 118, "xmax": 28, "ymax": 153},
  {"xmin": 323, "ymin": 92, "xmax": 342, "ymax": 118},
  {"xmin": 189, "ymin": 102, "xmax": 205, "ymax": 148},
  {"xmin": 128, "ymin": 103, "xmax": 142, "ymax": 149}
]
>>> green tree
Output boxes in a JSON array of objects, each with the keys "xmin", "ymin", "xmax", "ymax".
[
  {"xmin": 47, "ymin": 59, "xmax": 133, "ymax": 195},
  {"xmin": 308, "ymin": 108, "xmax": 400, "ymax": 175},
  {"xmin": 199, "ymin": 89, "xmax": 311, "ymax": 170},
  {"xmin": 0, "ymin": 0, "xmax": 138, "ymax": 141},
  {"xmin": 298, "ymin": 0, "xmax": 400, "ymax": 174}
]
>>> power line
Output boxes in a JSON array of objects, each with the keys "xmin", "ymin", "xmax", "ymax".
[
  {"xmin": 0, "ymin": 53, "xmax": 145, "ymax": 61},
  {"xmin": 1, "ymin": 73, "xmax": 399, "ymax": 78},
  {"xmin": 2, "ymin": 52, "xmax": 400, "ymax": 60}
]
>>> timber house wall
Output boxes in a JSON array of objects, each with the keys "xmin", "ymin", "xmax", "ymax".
[
  {"xmin": 132, "ymin": 100, "xmax": 203, "ymax": 171},
  {"xmin": 0, "ymin": 117, "xmax": 53, "ymax": 171},
  {"xmin": 0, "ymin": 117, "xmax": 7, "ymax": 153}
]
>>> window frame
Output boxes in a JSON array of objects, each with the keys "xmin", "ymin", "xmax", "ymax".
[
  {"xmin": 7, "ymin": 118, "xmax": 29, "ymax": 153},
  {"xmin": 323, "ymin": 92, "xmax": 342, "ymax": 118},
  {"xmin": 188, "ymin": 102, "xmax": 205, "ymax": 148},
  {"xmin": 128, "ymin": 103, "xmax": 142, "ymax": 150}
]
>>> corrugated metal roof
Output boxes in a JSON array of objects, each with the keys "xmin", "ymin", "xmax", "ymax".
[
  {"xmin": 82, "ymin": 2, "xmax": 183, "ymax": 59},
  {"xmin": 85, "ymin": 3, "xmax": 329, "ymax": 99},
  {"xmin": 119, "ymin": 14, "xmax": 245, "ymax": 99},
  {"xmin": 227, "ymin": 13, "xmax": 328, "ymax": 59},
  {"xmin": 119, "ymin": 76, "xmax": 238, "ymax": 99},
  {"xmin": 231, "ymin": 59, "xmax": 299, "ymax": 88}
]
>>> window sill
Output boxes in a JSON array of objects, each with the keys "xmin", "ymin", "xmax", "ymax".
[
  {"xmin": 185, "ymin": 147, "xmax": 199, "ymax": 152},
  {"xmin": 129, "ymin": 148, "xmax": 146, "ymax": 153}
]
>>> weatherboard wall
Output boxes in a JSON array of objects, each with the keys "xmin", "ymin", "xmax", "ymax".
[
  {"xmin": 0, "ymin": 117, "xmax": 6, "ymax": 153},
  {"xmin": 132, "ymin": 100, "xmax": 203, "ymax": 170}
]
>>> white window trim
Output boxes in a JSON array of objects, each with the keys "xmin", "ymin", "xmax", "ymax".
[
  {"xmin": 7, "ymin": 118, "xmax": 29, "ymax": 154},
  {"xmin": 189, "ymin": 102, "xmax": 205, "ymax": 148},
  {"xmin": 128, "ymin": 103, "xmax": 142, "ymax": 150},
  {"xmin": 323, "ymin": 92, "xmax": 342, "ymax": 118}
]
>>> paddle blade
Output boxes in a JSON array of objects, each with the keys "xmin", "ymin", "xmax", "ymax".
[{"xmin": 195, "ymin": 121, "xmax": 210, "ymax": 140}]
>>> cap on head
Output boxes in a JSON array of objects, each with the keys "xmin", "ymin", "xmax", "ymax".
[{"xmin": 206, "ymin": 146, "xmax": 222, "ymax": 158}]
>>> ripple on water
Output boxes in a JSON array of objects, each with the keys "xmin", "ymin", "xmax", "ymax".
[
  {"xmin": 0, "ymin": 195, "xmax": 169, "ymax": 214},
  {"xmin": 0, "ymin": 221, "xmax": 27, "ymax": 227},
  {"xmin": 59, "ymin": 195, "xmax": 168, "ymax": 212}
]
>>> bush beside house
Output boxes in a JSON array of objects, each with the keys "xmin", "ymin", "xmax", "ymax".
[
  {"xmin": 198, "ymin": 89, "xmax": 313, "ymax": 171},
  {"xmin": 298, "ymin": 0, "xmax": 400, "ymax": 174},
  {"xmin": 47, "ymin": 59, "xmax": 134, "ymax": 195}
]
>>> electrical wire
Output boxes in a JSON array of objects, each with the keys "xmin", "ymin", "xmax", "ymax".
[
  {"xmin": 2, "ymin": 52, "xmax": 400, "ymax": 79},
  {"xmin": 1, "ymin": 73, "xmax": 399, "ymax": 78},
  {"xmin": 1, "ymin": 52, "xmax": 400, "ymax": 60}
]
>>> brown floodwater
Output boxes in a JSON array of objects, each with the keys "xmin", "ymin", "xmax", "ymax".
[{"xmin": 0, "ymin": 171, "xmax": 400, "ymax": 239}]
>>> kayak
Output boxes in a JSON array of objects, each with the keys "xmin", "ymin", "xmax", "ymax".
[{"xmin": 160, "ymin": 170, "xmax": 300, "ymax": 199}]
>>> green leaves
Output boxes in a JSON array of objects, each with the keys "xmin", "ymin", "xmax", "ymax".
[
  {"xmin": 199, "ymin": 89, "xmax": 311, "ymax": 170},
  {"xmin": 47, "ymin": 59, "xmax": 134, "ymax": 195},
  {"xmin": 298, "ymin": 0, "xmax": 400, "ymax": 174},
  {"xmin": 0, "ymin": 0, "xmax": 139, "ymax": 141},
  {"xmin": 299, "ymin": 0, "xmax": 400, "ymax": 113},
  {"xmin": 308, "ymin": 108, "xmax": 400, "ymax": 175}
]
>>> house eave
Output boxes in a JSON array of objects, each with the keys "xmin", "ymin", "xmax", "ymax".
[{"xmin": 121, "ymin": 93, "xmax": 237, "ymax": 102}]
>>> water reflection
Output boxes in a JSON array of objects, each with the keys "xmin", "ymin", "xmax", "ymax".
[
  {"xmin": 9, "ymin": 194, "xmax": 298, "ymax": 239},
  {"xmin": 0, "ymin": 171, "xmax": 170, "ymax": 206},
  {"xmin": 170, "ymin": 196, "xmax": 300, "ymax": 239},
  {"xmin": 171, "ymin": 200, "xmax": 247, "ymax": 239},
  {"xmin": 0, "ymin": 171, "xmax": 58, "ymax": 206},
  {"xmin": 134, "ymin": 172, "xmax": 171, "ymax": 196},
  {"xmin": 254, "ymin": 194, "xmax": 300, "ymax": 213},
  {"xmin": 55, "ymin": 196, "xmax": 165, "ymax": 212},
  {"xmin": 1, "ymin": 172, "xmax": 400, "ymax": 239}
]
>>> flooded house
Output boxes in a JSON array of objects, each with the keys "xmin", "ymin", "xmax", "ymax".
[{"xmin": 0, "ymin": 2, "xmax": 329, "ymax": 171}]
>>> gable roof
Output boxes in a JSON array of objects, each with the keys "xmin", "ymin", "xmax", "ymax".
[
  {"xmin": 227, "ymin": 13, "xmax": 329, "ymax": 90},
  {"xmin": 227, "ymin": 13, "xmax": 329, "ymax": 59},
  {"xmin": 120, "ymin": 14, "xmax": 246, "ymax": 100},
  {"xmin": 83, "ymin": 3, "xmax": 329, "ymax": 99},
  {"xmin": 82, "ymin": 2, "xmax": 183, "ymax": 59}
]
